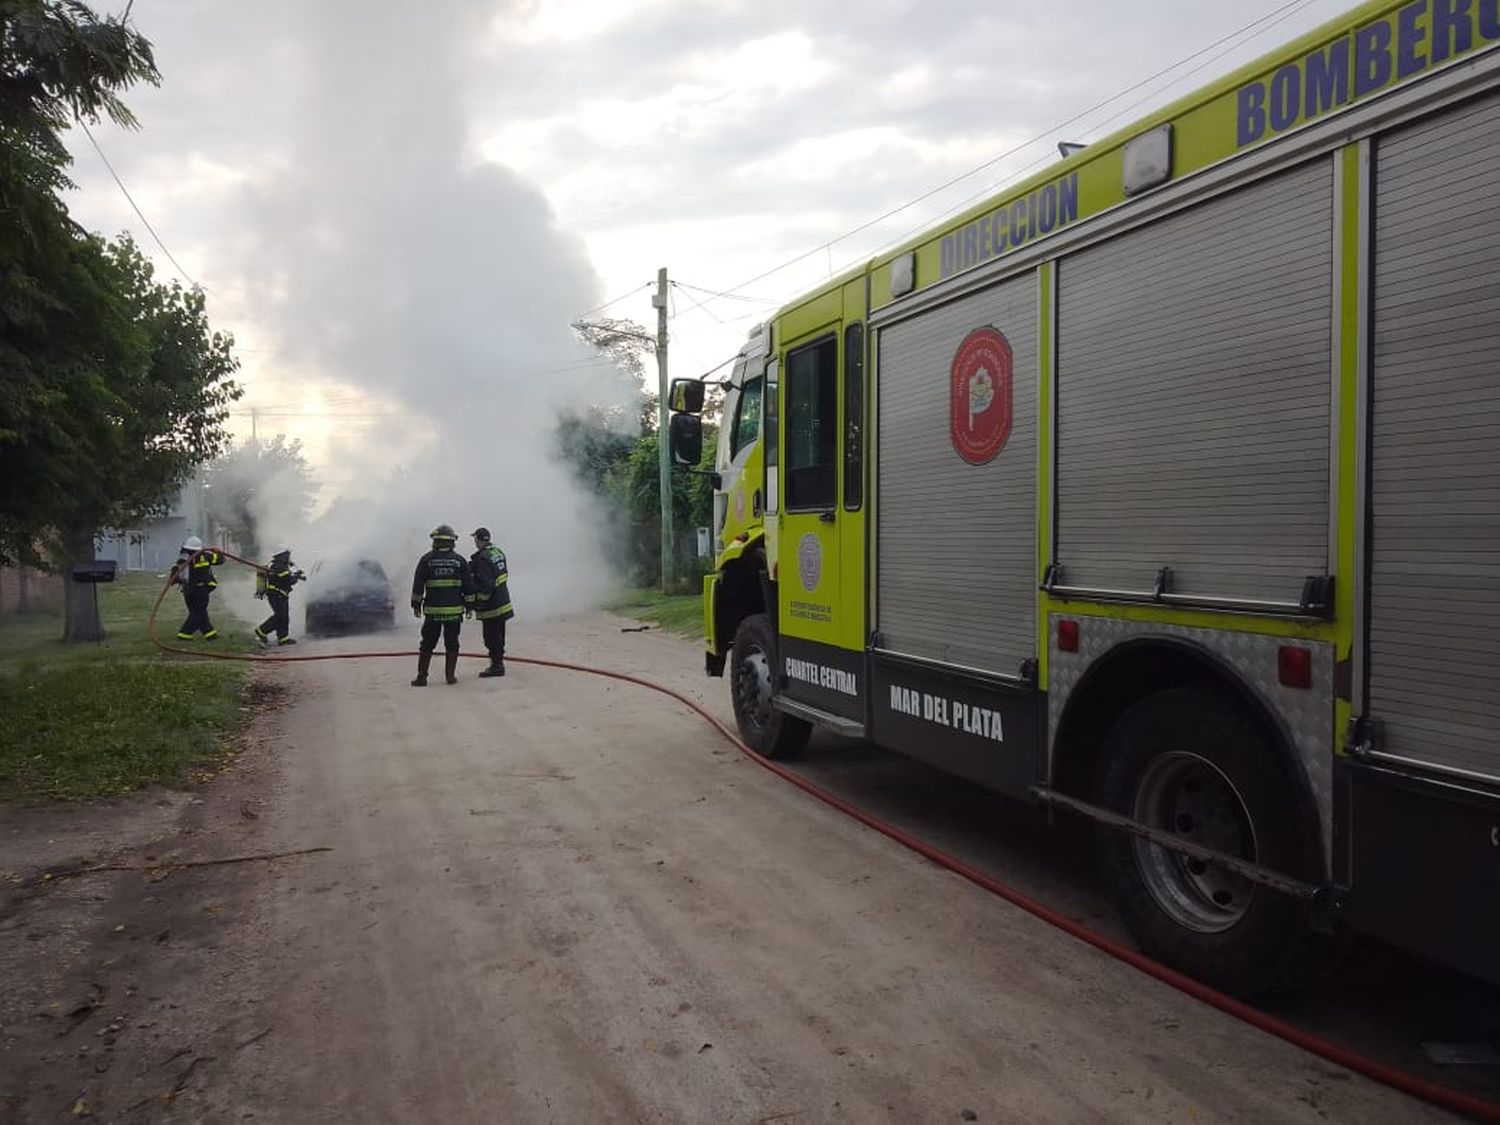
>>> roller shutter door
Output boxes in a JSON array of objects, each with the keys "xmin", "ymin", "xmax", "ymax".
[
  {"xmin": 876, "ymin": 274, "xmax": 1037, "ymax": 675},
  {"xmin": 1368, "ymin": 92, "xmax": 1500, "ymax": 782},
  {"xmin": 1056, "ymin": 160, "xmax": 1333, "ymax": 604}
]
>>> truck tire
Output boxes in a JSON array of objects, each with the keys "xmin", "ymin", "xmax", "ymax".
[
  {"xmin": 1095, "ymin": 687, "xmax": 1324, "ymax": 998},
  {"xmin": 730, "ymin": 613, "xmax": 811, "ymax": 759}
]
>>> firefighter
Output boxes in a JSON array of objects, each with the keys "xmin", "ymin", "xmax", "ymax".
[
  {"xmin": 410, "ymin": 524, "xmax": 473, "ymax": 686},
  {"xmin": 254, "ymin": 545, "xmax": 306, "ymax": 646},
  {"xmin": 468, "ymin": 527, "xmax": 514, "ymax": 678},
  {"xmin": 173, "ymin": 536, "xmax": 224, "ymax": 640}
]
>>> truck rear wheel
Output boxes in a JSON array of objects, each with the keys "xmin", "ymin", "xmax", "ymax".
[
  {"xmin": 1095, "ymin": 688, "xmax": 1322, "ymax": 997},
  {"xmin": 730, "ymin": 613, "xmax": 811, "ymax": 759}
]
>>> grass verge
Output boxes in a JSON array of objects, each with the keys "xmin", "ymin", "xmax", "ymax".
[
  {"xmin": 605, "ymin": 587, "xmax": 704, "ymax": 638},
  {"xmin": 0, "ymin": 572, "xmax": 254, "ymax": 803}
]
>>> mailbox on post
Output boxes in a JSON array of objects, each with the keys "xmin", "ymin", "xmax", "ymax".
[
  {"xmin": 67, "ymin": 560, "xmax": 117, "ymax": 644},
  {"xmin": 68, "ymin": 560, "xmax": 118, "ymax": 584}
]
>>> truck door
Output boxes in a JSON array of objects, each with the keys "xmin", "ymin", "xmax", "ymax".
[
  {"xmin": 777, "ymin": 330, "xmax": 862, "ymax": 722},
  {"xmin": 717, "ymin": 364, "xmax": 764, "ymax": 548}
]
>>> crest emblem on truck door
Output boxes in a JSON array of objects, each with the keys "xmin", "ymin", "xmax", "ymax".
[
  {"xmin": 797, "ymin": 533, "xmax": 822, "ymax": 592},
  {"xmin": 950, "ymin": 326, "xmax": 1013, "ymax": 465}
]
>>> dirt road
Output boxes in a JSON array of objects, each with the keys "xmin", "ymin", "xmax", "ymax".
[{"xmin": 2, "ymin": 614, "xmax": 1451, "ymax": 1122}]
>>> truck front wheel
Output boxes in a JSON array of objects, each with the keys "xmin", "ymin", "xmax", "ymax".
[
  {"xmin": 730, "ymin": 613, "xmax": 811, "ymax": 759},
  {"xmin": 1095, "ymin": 688, "xmax": 1324, "ymax": 997}
]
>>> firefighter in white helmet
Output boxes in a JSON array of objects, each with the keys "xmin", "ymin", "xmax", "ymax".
[
  {"xmin": 172, "ymin": 535, "xmax": 225, "ymax": 640},
  {"xmin": 254, "ymin": 544, "xmax": 306, "ymax": 646}
]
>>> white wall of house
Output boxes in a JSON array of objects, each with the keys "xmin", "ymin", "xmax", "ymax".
[{"xmin": 96, "ymin": 482, "xmax": 215, "ymax": 572}]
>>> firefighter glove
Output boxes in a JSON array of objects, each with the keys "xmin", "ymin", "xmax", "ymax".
[{"xmin": 411, "ymin": 601, "xmax": 423, "ymax": 618}]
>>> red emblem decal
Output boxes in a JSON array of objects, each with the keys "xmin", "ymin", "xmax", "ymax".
[{"xmin": 949, "ymin": 327, "xmax": 1013, "ymax": 465}]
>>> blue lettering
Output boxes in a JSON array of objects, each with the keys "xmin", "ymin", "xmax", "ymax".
[
  {"xmin": 1397, "ymin": 0, "xmax": 1429, "ymax": 77},
  {"xmin": 1431, "ymin": 0, "xmax": 1473, "ymax": 61},
  {"xmin": 1270, "ymin": 63, "xmax": 1301, "ymax": 131},
  {"xmin": 978, "ymin": 216, "xmax": 992, "ymax": 260},
  {"xmin": 1306, "ymin": 39, "xmax": 1350, "ymax": 117},
  {"xmin": 1355, "ymin": 20, "xmax": 1393, "ymax": 97},
  {"xmin": 941, "ymin": 234, "xmax": 955, "ymax": 278},
  {"xmin": 1237, "ymin": 82, "xmax": 1268, "ymax": 146},
  {"xmin": 1039, "ymin": 184, "xmax": 1058, "ymax": 233},
  {"xmin": 993, "ymin": 207, "xmax": 1008, "ymax": 252},
  {"xmin": 1482, "ymin": 0, "xmax": 1500, "ymax": 37},
  {"xmin": 963, "ymin": 225, "xmax": 978, "ymax": 270},
  {"xmin": 1059, "ymin": 173, "xmax": 1079, "ymax": 225},
  {"xmin": 1028, "ymin": 192, "xmax": 1038, "ymax": 240},
  {"xmin": 1010, "ymin": 199, "xmax": 1027, "ymax": 245}
]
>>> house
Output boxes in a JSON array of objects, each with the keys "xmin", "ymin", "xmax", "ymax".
[{"xmin": 96, "ymin": 481, "xmax": 218, "ymax": 573}]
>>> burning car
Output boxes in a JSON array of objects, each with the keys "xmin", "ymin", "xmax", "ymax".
[{"xmin": 303, "ymin": 557, "xmax": 396, "ymax": 637}]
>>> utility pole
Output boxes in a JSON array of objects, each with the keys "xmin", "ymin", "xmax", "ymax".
[{"xmin": 653, "ymin": 267, "xmax": 673, "ymax": 594}]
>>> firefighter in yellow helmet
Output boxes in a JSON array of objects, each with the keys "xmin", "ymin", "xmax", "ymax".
[{"xmin": 409, "ymin": 524, "xmax": 473, "ymax": 686}]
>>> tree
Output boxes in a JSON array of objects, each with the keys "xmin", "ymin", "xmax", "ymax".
[
  {"xmin": 203, "ymin": 434, "xmax": 320, "ymax": 558},
  {"xmin": 572, "ymin": 316, "xmax": 657, "ymax": 431},
  {"xmin": 46, "ymin": 236, "xmax": 240, "ymax": 639},
  {"xmin": 0, "ymin": 4, "xmax": 240, "ymax": 640},
  {"xmin": 605, "ymin": 424, "xmax": 717, "ymax": 589},
  {"xmin": 0, "ymin": 0, "xmax": 158, "ymax": 256}
]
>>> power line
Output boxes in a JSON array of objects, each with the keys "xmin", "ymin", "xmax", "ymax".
[
  {"xmin": 670, "ymin": 282, "xmax": 725, "ymax": 324},
  {"xmin": 672, "ymin": 280, "xmax": 777, "ymax": 305},
  {"xmin": 576, "ymin": 283, "xmax": 652, "ymax": 320},
  {"xmin": 868, "ymin": 0, "xmax": 1320, "ymax": 265},
  {"xmin": 76, "ymin": 119, "xmax": 202, "ymax": 291},
  {"xmin": 691, "ymin": 0, "xmax": 1315, "ymax": 314}
]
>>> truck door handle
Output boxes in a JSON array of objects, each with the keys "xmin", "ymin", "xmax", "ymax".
[{"xmin": 819, "ymin": 510, "xmax": 835, "ymax": 523}]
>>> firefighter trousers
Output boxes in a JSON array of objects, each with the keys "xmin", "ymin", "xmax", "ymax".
[
  {"xmin": 258, "ymin": 592, "xmax": 290, "ymax": 640},
  {"xmin": 179, "ymin": 587, "xmax": 216, "ymax": 637},
  {"xmin": 419, "ymin": 616, "xmax": 462, "ymax": 654},
  {"xmin": 481, "ymin": 617, "xmax": 506, "ymax": 662}
]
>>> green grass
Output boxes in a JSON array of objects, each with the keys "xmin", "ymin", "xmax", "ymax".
[
  {"xmin": 0, "ymin": 572, "xmax": 254, "ymax": 803},
  {"xmin": 604, "ymin": 587, "xmax": 704, "ymax": 638}
]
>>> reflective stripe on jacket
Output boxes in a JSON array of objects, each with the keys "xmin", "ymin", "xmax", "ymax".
[
  {"xmin": 469, "ymin": 546, "xmax": 514, "ymax": 622},
  {"xmin": 411, "ymin": 549, "xmax": 472, "ymax": 619},
  {"xmin": 265, "ymin": 559, "xmax": 302, "ymax": 596},
  {"xmin": 180, "ymin": 549, "xmax": 224, "ymax": 590}
]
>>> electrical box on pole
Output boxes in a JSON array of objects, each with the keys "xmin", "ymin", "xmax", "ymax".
[{"xmin": 653, "ymin": 268, "xmax": 673, "ymax": 593}]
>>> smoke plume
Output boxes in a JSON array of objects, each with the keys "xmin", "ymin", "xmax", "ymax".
[{"xmin": 108, "ymin": 0, "xmax": 643, "ymax": 617}]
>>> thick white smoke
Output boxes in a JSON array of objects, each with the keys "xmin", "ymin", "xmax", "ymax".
[
  {"xmin": 232, "ymin": 1, "xmax": 637, "ymax": 616},
  {"xmin": 91, "ymin": 0, "xmax": 643, "ymax": 621}
]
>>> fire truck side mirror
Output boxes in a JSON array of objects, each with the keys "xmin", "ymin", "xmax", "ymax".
[
  {"xmin": 669, "ymin": 413, "xmax": 702, "ymax": 466},
  {"xmin": 669, "ymin": 378, "xmax": 706, "ymax": 414}
]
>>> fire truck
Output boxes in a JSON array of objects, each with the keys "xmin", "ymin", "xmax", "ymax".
[{"xmin": 667, "ymin": 0, "xmax": 1500, "ymax": 997}]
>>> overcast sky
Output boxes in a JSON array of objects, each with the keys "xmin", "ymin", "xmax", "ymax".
[{"xmin": 64, "ymin": 0, "xmax": 1354, "ymax": 498}]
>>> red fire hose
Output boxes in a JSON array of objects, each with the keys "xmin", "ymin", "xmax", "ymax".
[{"xmin": 147, "ymin": 559, "xmax": 1500, "ymax": 1121}]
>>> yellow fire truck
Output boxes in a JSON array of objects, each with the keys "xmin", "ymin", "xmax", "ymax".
[{"xmin": 668, "ymin": 0, "xmax": 1500, "ymax": 996}]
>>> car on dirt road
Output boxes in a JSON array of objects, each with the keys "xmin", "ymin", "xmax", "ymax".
[{"xmin": 304, "ymin": 557, "xmax": 396, "ymax": 637}]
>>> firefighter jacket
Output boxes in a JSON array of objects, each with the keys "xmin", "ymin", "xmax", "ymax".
[
  {"xmin": 175, "ymin": 548, "xmax": 224, "ymax": 590},
  {"xmin": 411, "ymin": 548, "xmax": 473, "ymax": 620},
  {"xmin": 264, "ymin": 555, "xmax": 305, "ymax": 597},
  {"xmin": 469, "ymin": 545, "xmax": 514, "ymax": 622}
]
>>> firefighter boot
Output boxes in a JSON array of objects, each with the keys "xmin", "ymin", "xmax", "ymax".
[
  {"xmin": 411, "ymin": 652, "xmax": 431, "ymax": 687},
  {"xmin": 478, "ymin": 658, "xmax": 504, "ymax": 678},
  {"xmin": 444, "ymin": 651, "xmax": 460, "ymax": 685}
]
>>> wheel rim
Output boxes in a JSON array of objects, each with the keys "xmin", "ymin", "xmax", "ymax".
[
  {"xmin": 1130, "ymin": 751, "xmax": 1258, "ymax": 934},
  {"xmin": 734, "ymin": 645, "xmax": 774, "ymax": 735}
]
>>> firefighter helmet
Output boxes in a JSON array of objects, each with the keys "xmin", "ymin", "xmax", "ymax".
[
  {"xmin": 430, "ymin": 524, "xmax": 457, "ymax": 542},
  {"xmin": 472, "ymin": 527, "xmax": 491, "ymax": 543},
  {"xmin": 183, "ymin": 536, "xmax": 204, "ymax": 551},
  {"xmin": 271, "ymin": 544, "xmax": 290, "ymax": 557}
]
